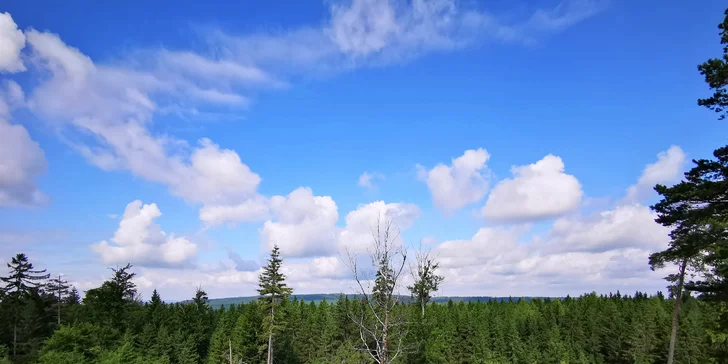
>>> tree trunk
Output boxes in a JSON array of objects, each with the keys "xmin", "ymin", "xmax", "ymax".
[
  {"xmin": 267, "ymin": 306, "xmax": 274, "ymax": 364},
  {"xmin": 228, "ymin": 338, "xmax": 232, "ymax": 364},
  {"xmin": 12, "ymin": 321, "xmax": 16, "ymax": 357},
  {"xmin": 420, "ymin": 300, "xmax": 425, "ymax": 319},
  {"xmin": 382, "ymin": 309, "xmax": 389, "ymax": 364},
  {"xmin": 667, "ymin": 258, "xmax": 687, "ymax": 364},
  {"xmin": 57, "ymin": 274, "xmax": 62, "ymax": 325}
]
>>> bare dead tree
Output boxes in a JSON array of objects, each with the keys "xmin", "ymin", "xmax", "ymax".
[{"xmin": 344, "ymin": 218, "xmax": 410, "ymax": 364}]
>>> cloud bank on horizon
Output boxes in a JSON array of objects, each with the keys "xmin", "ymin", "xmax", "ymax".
[{"xmin": 0, "ymin": 0, "xmax": 698, "ymax": 301}]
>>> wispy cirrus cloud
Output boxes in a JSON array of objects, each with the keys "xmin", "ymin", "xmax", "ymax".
[{"xmin": 210, "ymin": 0, "xmax": 606, "ymax": 72}]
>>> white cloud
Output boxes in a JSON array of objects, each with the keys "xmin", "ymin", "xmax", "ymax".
[
  {"xmin": 0, "ymin": 12, "xmax": 25, "ymax": 73},
  {"xmin": 622, "ymin": 145, "xmax": 685, "ymax": 204},
  {"xmin": 328, "ymin": 0, "xmax": 400, "ymax": 56},
  {"xmin": 91, "ymin": 200, "xmax": 197, "ymax": 268},
  {"xmin": 326, "ymin": 0, "xmax": 605, "ymax": 62},
  {"xmin": 199, "ymin": 195, "xmax": 270, "ymax": 226},
  {"xmin": 0, "ymin": 118, "xmax": 48, "ymax": 207},
  {"xmin": 132, "ymin": 266, "xmax": 260, "ymax": 301},
  {"xmin": 525, "ymin": 0, "xmax": 605, "ymax": 33},
  {"xmin": 24, "ymin": 30, "xmax": 269, "ymax": 225},
  {"xmin": 172, "ymin": 138, "xmax": 262, "ymax": 204},
  {"xmin": 212, "ymin": 0, "xmax": 603, "ymax": 72},
  {"xmin": 430, "ymin": 145, "xmax": 680, "ymax": 297},
  {"xmin": 433, "ymin": 213, "xmax": 669, "ymax": 297},
  {"xmin": 338, "ymin": 200, "xmax": 421, "ymax": 254},
  {"xmin": 417, "ymin": 148, "xmax": 491, "ymax": 215},
  {"xmin": 260, "ymin": 187, "xmax": 340, "ymax": 257},
  {"xmin": 358, "ymin": 171, "xmax": 384, "ymax": 189},
  {"xmin": 482, "ymin": 154, "xmax": 582, "ymax": 223},
  {"xmin": 0, "ymin": 80, "xmax": 24, "ymax": 117},
  {"xmin": 7, "ymin": 0, "xmax": 600, "ymax": 223},
  {"xmin": 435, "ymin": 226, "xmax": 528, "ymax": 269},
  {"xmin": 259, "ymin": 189, "xmax": 420, "ymax": 258},
  {"xmin": 2, "ymin": 3, "xmax": 607, "ymax": 299},
  {"xmin": 156, "ymin": 50, "xmax": 276, "ymax": 86},
  {"xmin": 546, "ymin": 203, "xmax": 670, "ymax": 254},
  {"xmin": 286, "ymin": 256, "xmax": 350, "ymax": 280}
]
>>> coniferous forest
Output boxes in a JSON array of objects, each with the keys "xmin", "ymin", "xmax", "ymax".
[
  {"xmin": 0, "ymin": 252, "xmax": 725, "ymax": 364},
  {"xmin": 2, "ymin": 5, "xmax": 728, "ymax": 364}
]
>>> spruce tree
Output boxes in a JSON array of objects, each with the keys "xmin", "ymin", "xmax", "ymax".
[
  {"xmin": 150, "ymin": 289, "xmax": 162, "ymax": 309},
  {"xmin": 192, "ymin": 287, "xmax": 209, "ymax": 313},
  {"xmin": 257, "ymin": 245, "xmax": 292, "ymax": 364},
  {"xmin": 64, "ymin": 287, "xmax": 80, "ymax": 305}
]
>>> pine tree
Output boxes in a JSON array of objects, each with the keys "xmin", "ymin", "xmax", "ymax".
[
  {"xmin": 697, "ymin": 8, "xmax": 728, "ymax": 120},
  {"xmin": 649, "ymin": 146, "xmax": 728, "ymax": 364},
  {"xmin": 257, "ymin": 245, "xmax": 293, "ymax": 364},
  {"xmin": 46, "ymin": 274, "xmax": 70, "ymax": 326},
  {"xmin": 0, "ymin": 253, "xmax": 50, "ymax": 358}
]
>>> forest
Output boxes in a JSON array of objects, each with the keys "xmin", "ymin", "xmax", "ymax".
[
  {"xmin": 0, "ymin": 255, "xmax": 723, "ymax": 364},
  {"xmin": 1, "ymin": 5, "xmax": 728, "ymax": 364}
]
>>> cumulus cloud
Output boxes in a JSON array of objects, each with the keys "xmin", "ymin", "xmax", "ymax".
[
  {"xmin": 433, "ymin": 217, "xmax": 668, "ymax": 296},
  {"xmin": 259, "ymin": 187, "xmax": 420, "ymax": 258},
  {"xmin": 482, "ymin": 154, "xmax": 582, "ymax": 223},
  {"xmin": 285, "ymin": 256, "xmax": 351, "ymax": 280},
  {"xmin": 0, "ymin": 12, "xmax": 25, "ymax": 73},
  {"xmin": 358, "ymin": 171, "xmax": 384, "ymax": 189},
  {"xmin": 0, "ymin": 118, "xmax": 48, "ymax": 207},
  {"xmin": 622, "ymin": 145, "xmax": 685, "ymax": 204},
  {"xmin": 260, "ymin": 187, "xmax": 340, "ymax": 257},
  {"xmin": 546, "ymin": 204, "xmax": 670, "ymax": 253},
  {"xmin": 0, "ymin": 81, "xmax": 42, "ymax": 207},
  {"xmin": 417, "ymin": 148, "xmax": 491, "ymax": 215},
  {"xmin": 435, "ymin": 226, "xmax": 528, "ymax": 269},
  {"xmin": 199, "ymin": 195, "xmax": 270, "ymax": 226},
  {"xmin": 339, "ymin": 200, "xmax": 420, "ymax": 253},
  {"xmin": 91, "ymin": 200, "xmax": 197, "ymax": 268},
  {"xmin": 431, "ymin": 146, "xmax": 682, "ymax": 297}
]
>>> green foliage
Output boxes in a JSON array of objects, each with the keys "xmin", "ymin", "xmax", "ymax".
[
  {"xmin": 38, "ymin": 350, "xmax": 89, "ymax": 364},
  {"xmin": 0, "ymin": 250, "xmax": 723, "ymax": 364},
  {"xmin": 408, "ymin": 250, "xmax": 445, "ymax": 318},
  {"xmin": 698, "ymin": 8, "xmax": 728, "ymax": 119},
  {"xmin": 257, "ymin": 245, "xmax": 293, "ymax": 362}
]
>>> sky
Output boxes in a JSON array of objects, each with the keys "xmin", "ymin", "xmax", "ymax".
[{"xmin": 1, "ymin": 0, "xmax": 727, "ymax": 302}]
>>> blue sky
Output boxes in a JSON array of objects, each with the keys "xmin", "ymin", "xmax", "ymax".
[{"xmin": 1, "ymin": 0, "xmax": 727, "ymax": 301}]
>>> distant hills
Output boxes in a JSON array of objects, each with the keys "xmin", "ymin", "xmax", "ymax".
[{"xmin": 201, "ymin": 294, "xmax": 544, "ymax": 309}]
